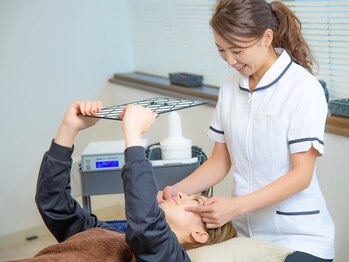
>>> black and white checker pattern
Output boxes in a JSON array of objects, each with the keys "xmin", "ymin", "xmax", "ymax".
[{"xmin": 85, "ymin": 97, "xmax": 209, "ymax": 121}]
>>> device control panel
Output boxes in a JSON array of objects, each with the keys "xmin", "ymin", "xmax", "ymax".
[
  {"xmin": 81, "ymin": 140, "xmax": 126, "ymax": 172},
  {"xmin": 81, "ymin": 153, "xmax": 125, "ymax": 172}
]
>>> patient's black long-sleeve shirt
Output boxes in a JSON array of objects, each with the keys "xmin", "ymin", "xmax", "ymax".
[
  {"xmin": 35, "ymin": 141, "xmax": 190, "ymax": 262},
  {"xmin": 35, "ymin": 141, "xmax": 118, "ymax": 242}
]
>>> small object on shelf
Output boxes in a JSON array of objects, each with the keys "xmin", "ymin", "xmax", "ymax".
[
  {"xmin": 169, "ymin": 72, "xmax": 203, "ymax": 87},
  {"xmin": 329, "ymin": 98, "xmax": 349, "ymax": 117},
  {"xmin": 318, "ymin": 79, "xmax": 329, "ymax": 103}
]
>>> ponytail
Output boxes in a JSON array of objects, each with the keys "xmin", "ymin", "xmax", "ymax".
[{"xmin": 270, "ymin": 1, "xmax": 315, "ymax": 74}]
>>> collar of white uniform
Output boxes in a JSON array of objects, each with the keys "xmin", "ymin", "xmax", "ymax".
[{"xmin": 239, "ymin": 48, "xmax": 293, "ymax": 93}]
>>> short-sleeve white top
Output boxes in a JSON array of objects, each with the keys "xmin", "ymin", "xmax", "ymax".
[{"xmin": 208, "ymin": 48, "xmax": 335, "ymax": 259}]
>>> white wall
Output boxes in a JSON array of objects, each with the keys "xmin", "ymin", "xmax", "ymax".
[
  {"xmin": 316, "ymin": 134, "xmax": 349, "ymax": 262},
  {"xmin": 0, "ymin": 0, "xmax": 133, "ymax": 237}
]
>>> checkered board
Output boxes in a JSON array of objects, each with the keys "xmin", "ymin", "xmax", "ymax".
[{"xmin": 85, "ymin": 97, "xmax": 209, "ymax": 121}]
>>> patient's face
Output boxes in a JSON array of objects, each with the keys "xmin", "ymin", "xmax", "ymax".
[{"xmin": 159, "ymin": 192, "xmax": 207, "ymax": 231}]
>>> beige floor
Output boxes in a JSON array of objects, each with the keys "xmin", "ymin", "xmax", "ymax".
[
  {"xmin": 0, "ymin": 206, "xmax": 124, "ymax": 261},
  {"xmin": 0, "ymin": 233, "xmax": 57, "ymax": 261}
]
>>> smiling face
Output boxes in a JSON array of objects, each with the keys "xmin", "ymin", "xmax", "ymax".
[
  {"xmin": 213, "ymin": 30, "xmax": 277, "ymax": 86},
  {"xmin": 159, "ymin": 192, "xmax": 208, "ymax": 243}
]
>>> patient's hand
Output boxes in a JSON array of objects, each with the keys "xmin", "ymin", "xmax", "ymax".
[
  {"xmin": 55, "ymin": 101, "xmax": 102, "ymax": 148},
  {"xmin": 121, "ymin": 104, "xmax": 158, "ymax": 148},
  {"xmin": 64, "ymin": 101, "xmax": 102, "ymax": 131}
]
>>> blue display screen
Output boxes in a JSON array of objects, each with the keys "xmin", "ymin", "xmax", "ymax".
[{"xmin": 96, "ymin": 160, "xmax": 119, "ymax": 168}]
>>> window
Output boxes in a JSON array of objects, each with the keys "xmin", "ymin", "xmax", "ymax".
[
  {"xmin": 283, "ymin": 1, "xmax": 349, "ymax": 100},
  {"xmin": 128, "ymin": 0, "xmax": 349, "ymax": 99}
]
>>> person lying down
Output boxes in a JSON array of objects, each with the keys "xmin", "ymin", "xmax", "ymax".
[{"xmin": 12, "ymin": 101, "xmax": 235, "ymax": 262}]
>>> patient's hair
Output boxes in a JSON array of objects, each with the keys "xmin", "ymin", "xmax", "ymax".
[
  {"xmin": 181, "ymin": 193, "xmax": 237, "ymax": 250},
  {"xmin": 183, "ymin": 218, "xmax": 237, "ymax": 250}
]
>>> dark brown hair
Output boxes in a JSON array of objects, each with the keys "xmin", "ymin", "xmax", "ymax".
[{"xmin": 210, "ymin": 0, "xmax": 315, "ymax": 74}]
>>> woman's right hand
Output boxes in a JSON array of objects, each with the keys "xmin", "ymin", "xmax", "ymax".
[{"xmin": 157, "ymin": 186, "xmax": 178, "ymax": 204}]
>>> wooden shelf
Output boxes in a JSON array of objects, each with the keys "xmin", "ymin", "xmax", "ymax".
[
  {"xmin": 109, "ymin": 71, "xmax": 219, "ymax": 106},
  {"xmin": 326, "ymin": 115, "xmax": 349, "ymax": 137}
]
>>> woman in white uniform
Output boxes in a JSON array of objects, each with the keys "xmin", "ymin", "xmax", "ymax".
[{"xmin": 158, "ymin": 1, "xmax": 335, "ymax": 261}]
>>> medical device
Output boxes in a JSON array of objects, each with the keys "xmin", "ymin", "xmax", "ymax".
[
  {"xmin": 79, "ymin": 141, "xmax": 206, "ymax": 212},
  {"xmin": 80, "ymin": 140, "xmax": 126, "ymax": 172}
]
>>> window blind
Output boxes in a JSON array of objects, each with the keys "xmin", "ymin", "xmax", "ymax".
[
  {"xmin": 129, "ymin": 0, "xmax": 349, "ymax": 99},
  {"xmin": 283, "ymin": 1, "xmax": 349, "ymax": 100}
]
